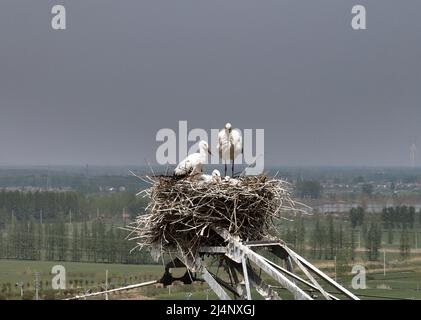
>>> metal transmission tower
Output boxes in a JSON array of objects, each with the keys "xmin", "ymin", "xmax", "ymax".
[
  {"xmin": 410, "ymin": 143, "xmax": 417, "ymax": 168},
  {"xmin": 168, "ymin": 228, "xmax": 359, "ymax": 300},
  {"xmin": 66, "ymin": 227, "xmax": 359, "ymax": 300}
]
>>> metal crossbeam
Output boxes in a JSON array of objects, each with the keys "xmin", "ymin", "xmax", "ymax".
[
  {"xmin": 201, "ymin": 267, "xmax": 232, "ymax": 300},
  {"xmin": 216, "ymin": 228, "xmax": 312, "ymax": 300},
  {"xmin": 241, "ymin": 257, "xmax": 252, "ymax": 300},
  {"xmin": 282, "ymin": 245, "xmax": 359, "ymax": 300},
  {"xmin": 259, "ymin": 255, "xmax": 339, "ymax": 300},
  {"xmin": 64, "ymin": 280, "xmax": 158, "ymax": 300},
  {"xmin": 210, "ymin": 227, "xmax": 359, "ymax": 300},
  {"xmin": 230, "ymin": 260, "xmax": 282, "ymax": 300},
  {"xmin": 177, "ymin": 253, "xmax": 232, "ymax": 300}
]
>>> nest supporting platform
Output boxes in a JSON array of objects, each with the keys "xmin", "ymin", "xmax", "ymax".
[{"xmin": 167, "ymin": 227, "xmax": 359, "ymax": 300}]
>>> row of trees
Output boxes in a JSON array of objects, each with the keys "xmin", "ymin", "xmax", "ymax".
[
  {"xmin": 282, "ymin": 217, "xmax": 306, "ymax": 254},
  {"xmin": 1, "ymin": 212, "xmax": 417, "ymax": 266},
  {"xmin": 0, "ymin": 191, "xmax": 147, "ymax": 224},
  {"xmin": 283, "ymin": 213, "xmax": 418, "ymax": 262},
  {"xmin": 0, "ymin": 218, "xmax": 154, "ymax": 264},
  {"xmin": 381, "ymin": 206, "xmax": 419, "ymax": 228},
  {"xmin": 0, "ymin": 172, "xmax": 147, "ymax": 194},
  {"xmin": 364, "ymin": 222, "xmax": 382, "ymax": 260},
  {"xmin": 309, "ymin": 215, "xmax": 351, "ymax": 261},
  {"xmin": 349, "ymin": 207, "xmax": 365, "ymax": 228},
  {"xmin": 282, "ymin": 214, "xmax": 352, "ymax": 261},
  {"xmin": 0, "ymin": 191, "xmax": 80, "ymax": 222},
  {"xmin": 295, "ymin": 180, "xmax": 323, "ymax": 199},
  {"xmin": 350, "ymin": 205, "xmax": 421, "ymax": 229}
]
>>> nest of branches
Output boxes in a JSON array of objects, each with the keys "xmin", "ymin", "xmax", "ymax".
[{"xmin": 128, "ymin": 174, "xmax": 301, "ymax": 259}]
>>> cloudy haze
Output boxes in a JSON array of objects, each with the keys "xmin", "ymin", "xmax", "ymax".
[{"xmin": 0, "ymin": 0, "xmax": 420, "ymax": 166}]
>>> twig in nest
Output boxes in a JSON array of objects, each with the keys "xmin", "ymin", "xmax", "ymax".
[{"xmin": 126, "ymin": 174, "xmax": 306, "ymax": 260}]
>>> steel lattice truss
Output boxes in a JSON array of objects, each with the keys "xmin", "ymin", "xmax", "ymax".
[
  {"xmin": 175, "ymin": 227, "xmax": 359, "ymax": 300},
  {"xmin": 67, "ymin": 227, "xmax": 359, "ymax": 300}
]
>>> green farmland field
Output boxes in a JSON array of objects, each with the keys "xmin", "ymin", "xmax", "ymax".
[{"xmin": 0, "ymin": 258, "xmax": 420, "ymax": 300}]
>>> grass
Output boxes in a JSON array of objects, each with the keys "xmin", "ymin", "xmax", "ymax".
[
  {"xmin": 0, "ymin": 258, "xmax": 420, "ymax": 300},
  {"xmin": 0, "ymin": 259, "xmax": 164, "ymax": 299},
  {"xmin": 0, "ymin": 259, "xmax": 163, "ymax": 284}
]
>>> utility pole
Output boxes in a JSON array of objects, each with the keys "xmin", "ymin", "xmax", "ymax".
[
  {"xmin": 383, "ymin": 249, "xmax": 386, "ymax": 277},
  {"xmin": 40, "ymin": 209, "xmax": 43, "ymax": 225},
  {"xmin": 69, "ymin": 209, "xmax": 72, "ymax": 225},
  {"xmin": 410, "ymin": 143, "xmax": 417, "ymax": 168},
  {"xmin": 34, "ymin": 272, "xmax": 40, "ymax": 300},
  {"xmin": 46, "ymin": 165, "xmax": 51, "ymax": 190},
  {"xmin": 334, "ymin": 256, "xmax": 337, "ymax": 282},
  {"xmin": 105, "ymin": 270, "xmax": 109, "ymax": 300},
  {"xmin": 16, "ymin": 282, "xmax": 24, "ymax": 298}
]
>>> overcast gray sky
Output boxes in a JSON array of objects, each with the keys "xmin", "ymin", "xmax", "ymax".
[{"xmin": 0, "ymin": 0, "xmax": 420, "ymax": 166}]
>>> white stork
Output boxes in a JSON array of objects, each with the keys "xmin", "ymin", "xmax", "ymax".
[
  {"xmin": 174, "ymin": 140, "xmax": 212, "ymax": 176},
  {"xmin": 200, "ymin": 169, "xmax": 222, "ymax": 183},
  {"xmin": 217, "ymin": 123, "xmax": 243, "ymax": 177},
  {"xmin": 223, "ymin": 175, "xmax": 240, "ymax": 186}
]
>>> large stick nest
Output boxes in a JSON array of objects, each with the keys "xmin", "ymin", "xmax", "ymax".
[{"xmin": 128, "ymin": 174, "xmax": 301, "ymax": 259}]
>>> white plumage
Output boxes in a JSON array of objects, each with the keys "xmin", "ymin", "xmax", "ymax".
[
  {"xmin": 217, "ymin": 123, "xmax": 243, "ymax": 177},
  {"xmin": 174, "ymin": 140, "xmax": 212, "ymax": 176},
  {"xmin": 200, "ymin": 169, "xmax": 221, "ymax": 183},
  {"xmin": 223, "ymin": 175, "xmax": 240, "ymax": 186}
]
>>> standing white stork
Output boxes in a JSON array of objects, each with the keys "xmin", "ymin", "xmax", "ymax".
[
  {"xmin": 174, "ymin": 140, "xmax": 212, "ymax": 176},
  {"xmin": 217, "ymin": 123, "xmax": 243, "ymax": 177}
]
